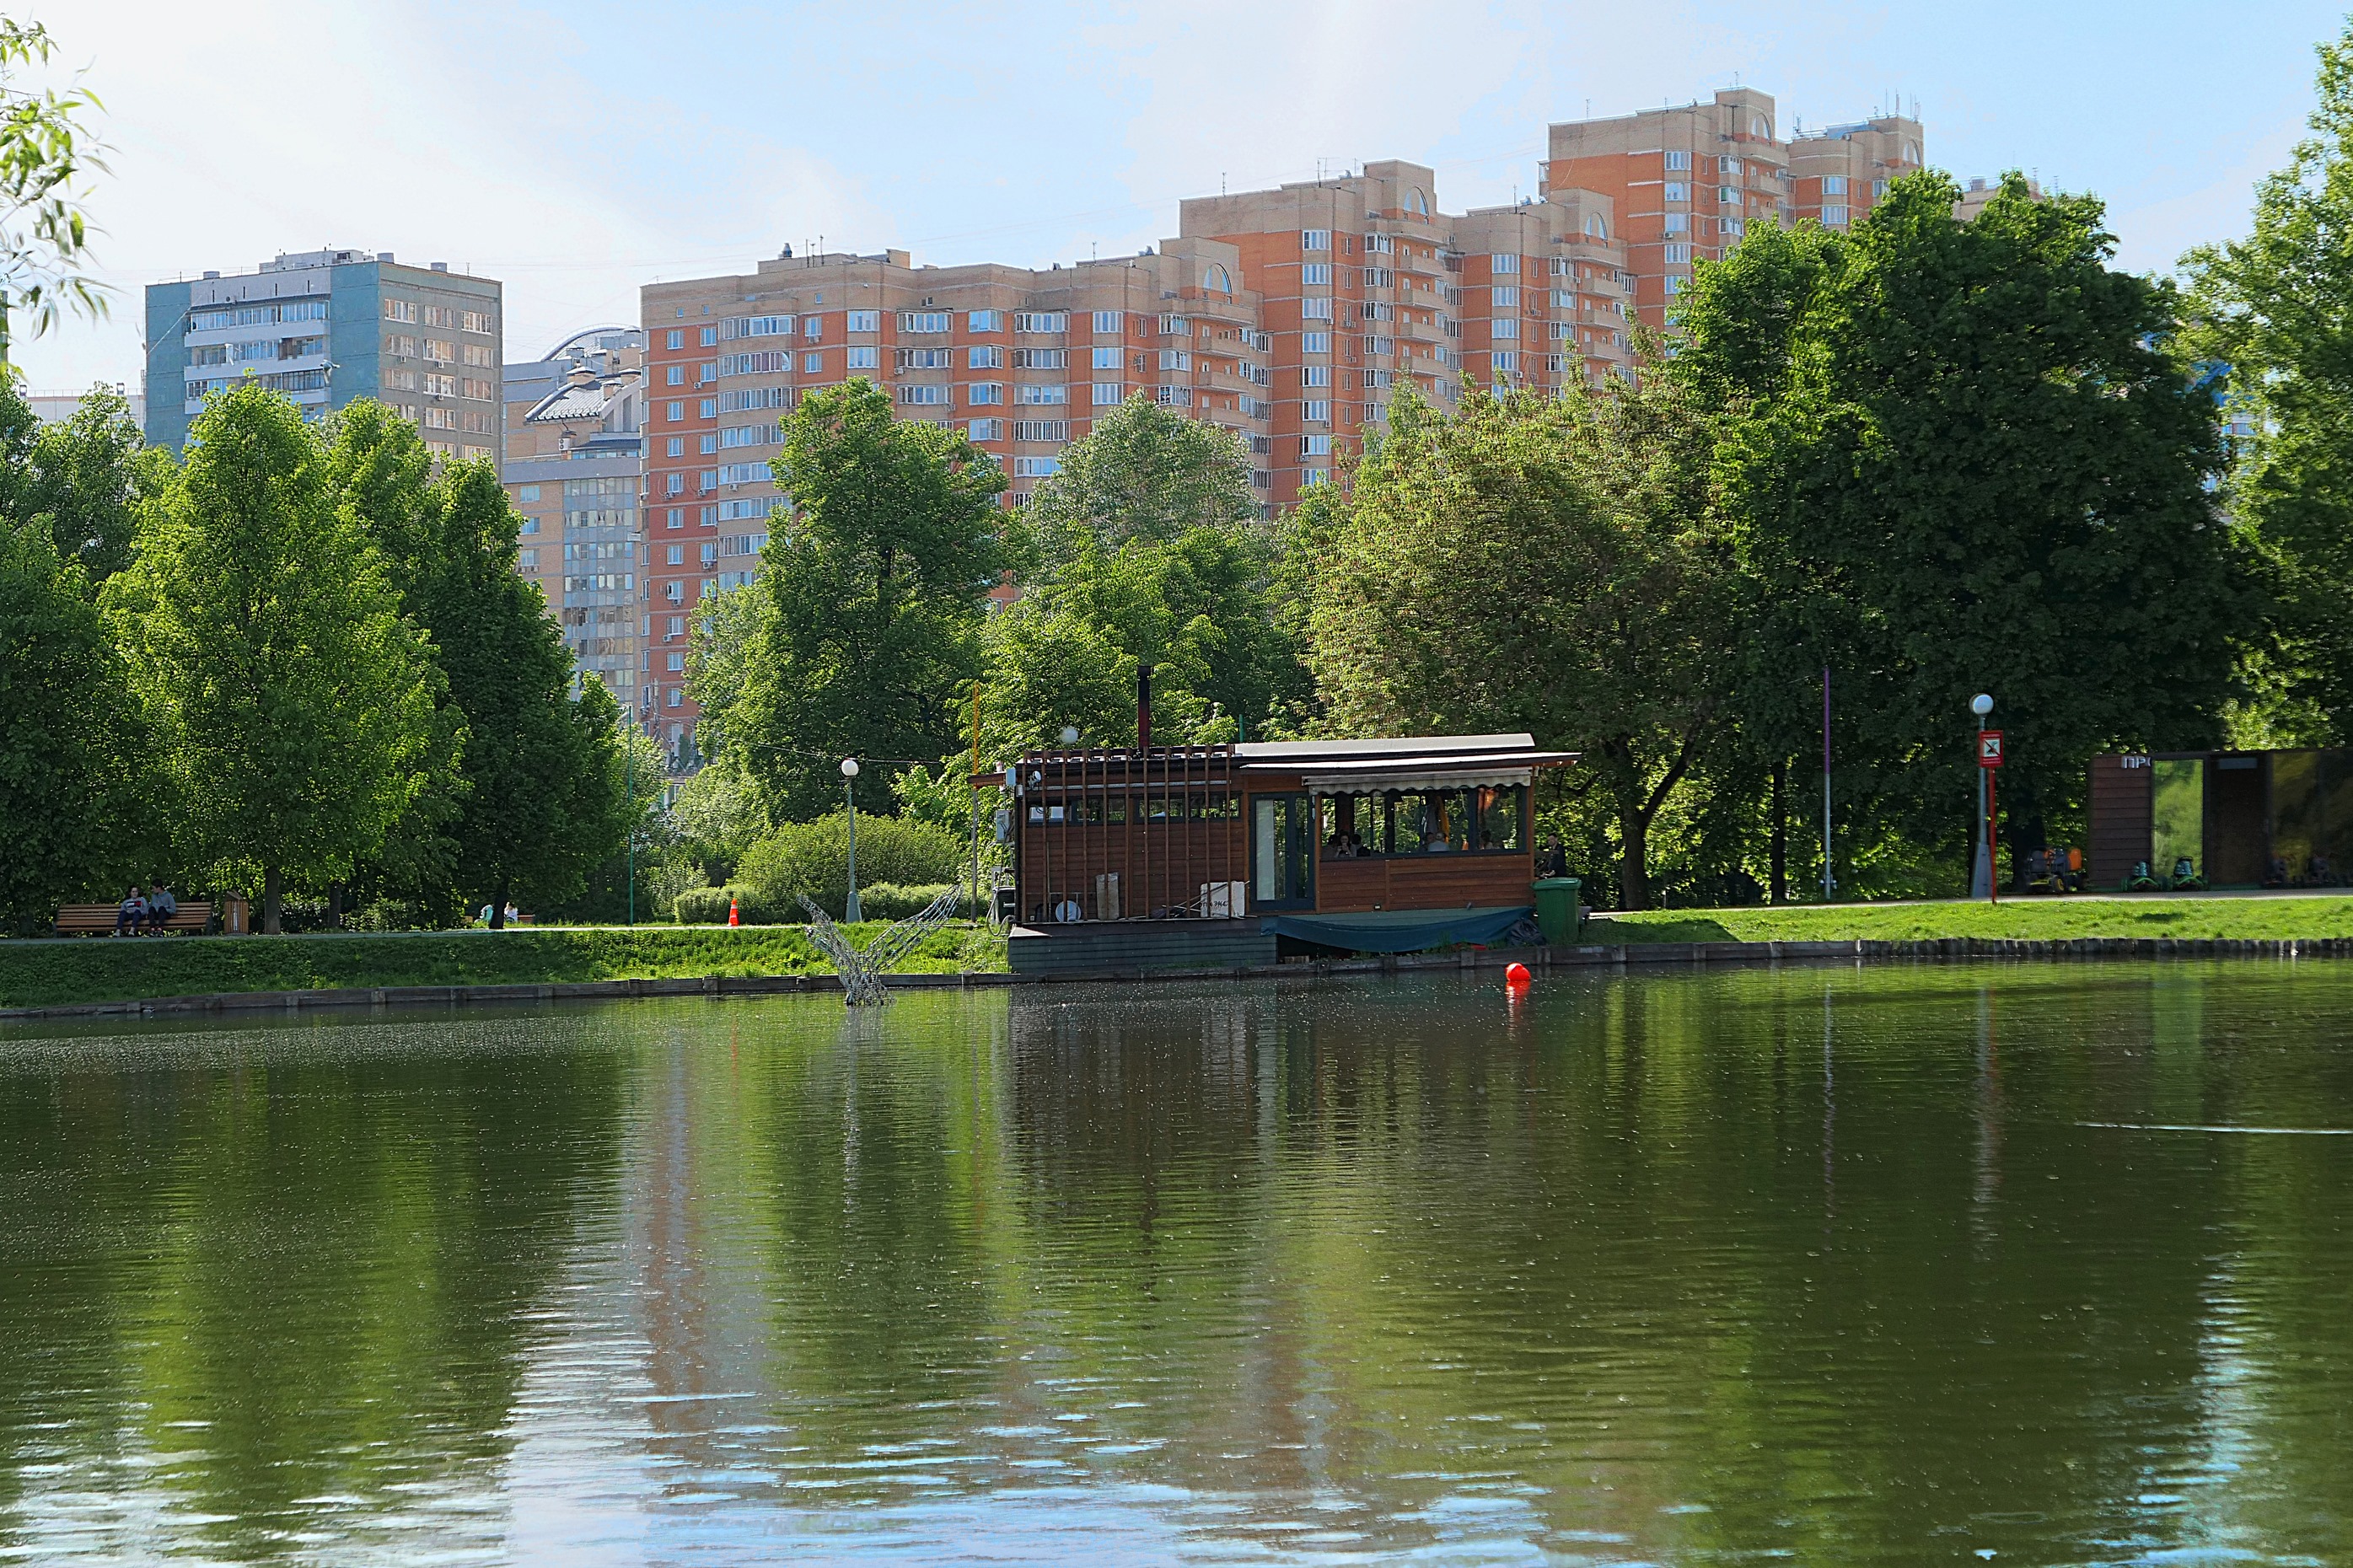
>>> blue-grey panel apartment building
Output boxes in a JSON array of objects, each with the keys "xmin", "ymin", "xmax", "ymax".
[{"xmin": 144, "ymin": 249, "xmax": 502, "ymax": 462}]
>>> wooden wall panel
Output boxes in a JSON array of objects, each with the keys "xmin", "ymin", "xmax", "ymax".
[
  {"xmin": 1308, "ymin": 854, "xmax": 1534, "ymax": 914},
  {"xmin": 2087, "ymin": 754, "xmax": 2152, "ymax": 889}
]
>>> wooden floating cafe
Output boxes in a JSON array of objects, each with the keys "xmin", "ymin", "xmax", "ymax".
[{"xmin": 986, "ymin": 729, "xmax": 1575, "ymax": 976}]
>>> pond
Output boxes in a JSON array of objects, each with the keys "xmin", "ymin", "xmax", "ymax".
[{"xmin": 3, "ymin": 963, "xmax": 2349, "ymax": 1565}]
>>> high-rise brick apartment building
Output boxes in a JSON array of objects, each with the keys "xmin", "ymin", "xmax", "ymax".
[
  {"xmin": 1178, "ymin": 161, "xmax": 1634, "ymax": 507},
  {"xmin": 1543, "ymin": 89, "xmax": 1921, "ymax": 333},
  {"xmin": 639, "ymin": 239, "xmax": 1266, "ymax": 735}
]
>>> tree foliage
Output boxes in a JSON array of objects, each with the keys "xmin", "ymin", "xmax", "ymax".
[
  {"xmin": 701, "ymin": 379, "xmax": 1012, "ymax": 819},
  {"xmin": 327, "ymin": 402, "xmax": 628, "ymax": 923},
  {"xmin": 2183, "ymin": 19, "xmax": 2353, "ymax": 743},
  {"xmin": 1686, "ymin": 172, "xmax": 2248, "ymax": 877},
  {"xmin": 0, "ymin": 518, "xmax": 140, "ymax": 930},
  {"xmin": 1308, "ymin": 375, "xmax": 1733, "ymax": 907},
  {"xmin": 0, "ymin": 377, "xmax": 143, "ymax": 584},
  {"xmin": 1023, "ymin": 392, "xmax": 1256, "ymax": 552},
  {"xmin": 101, "ymin": 384, "xmax": 440, "ymax": 932},
  {"xmin": 0, "ymin": 16, "xmax": 110, "ymax": 356}
]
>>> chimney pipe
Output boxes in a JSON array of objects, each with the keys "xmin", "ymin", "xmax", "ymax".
[{"xmin": 1136, "ymin": 664, "xmax": 1153, "ymax": 751}]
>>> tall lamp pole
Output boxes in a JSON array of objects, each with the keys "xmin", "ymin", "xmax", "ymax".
[
  {"xmin": 1970, "ymin": 693, "xmax": 1996, "ymax": 899},
  {"xmin": 841, "ymin": 757, "xmax": 862, "ymax": 923}
]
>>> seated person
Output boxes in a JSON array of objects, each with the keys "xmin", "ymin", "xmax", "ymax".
[
  {"xmin": 2312, "ymin": 853, "xmax": 2338, "ymax": 887},
  {"xmin": 2264, "ymin": 856, "xmax": 2290, "ymax": 889},
  {"xmin": 113, "ymin": 886, "xmax": 147, "ymax": 937},
  {"xmin": 144, "ymin": 883, "xmax": 179, "ymax": 932},
  {"xmin": 2024, "ymin": 847, "xmax": 2055, "ymax": 889},
  {"xmin": 2063, "ymin": 846, "xmax": 2087, "ymax": 893}
]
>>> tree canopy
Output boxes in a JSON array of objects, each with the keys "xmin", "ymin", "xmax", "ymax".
[
  {"xmin": 101, "ymin": 384, "xmax": 442, "ymax": 932},
  {"xmin": 700, "ymin": 379, "xmax": 1013, "ymax": 818},
  {"xmin": 1022, "ymin": 392, "xmax": 1258, "ymax": 552}
]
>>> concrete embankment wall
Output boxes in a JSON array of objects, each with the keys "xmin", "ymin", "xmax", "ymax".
[{"xmin": 4, "ymin": 935, "xmax": 2350, "ymax": 1024}]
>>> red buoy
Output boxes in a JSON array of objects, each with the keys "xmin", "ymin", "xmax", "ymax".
[
  {"xmin": 728, "ymin": 896, "xmax": 741, "ymax": 927},
  {"xmin": 1505, "ymin": 962, "xmax": 1532, "ymax": 986}
]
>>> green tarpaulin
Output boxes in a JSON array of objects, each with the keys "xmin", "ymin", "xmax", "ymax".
[{"xmin": 1260, "ymin": 905, "xmax": 1533, "ymax": 954}]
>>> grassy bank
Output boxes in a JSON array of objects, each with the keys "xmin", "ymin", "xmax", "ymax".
[
  {"xmin": 1596, "ymin": 895, "xmax": 2353, "ymax": 945},
  {"xmin": 0, "ymin": 923, "xmax": 1007, "ymax": 1010}
]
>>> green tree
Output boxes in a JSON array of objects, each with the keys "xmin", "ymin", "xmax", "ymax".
[
  {"xmin": 1023, "ymin": 392, "xmax": 1256, "ymax": 551},
  {"xmin": 0, "ymin": 519, "xmax": 140, "ymax": 930},
  {"xmin": 0, "ymin": 16, "xmax": 110, "ymax": 362},
  {"xmin": 0, "ymin": 375, "xmax": 142, "ymax": 584},
  {"xmin": 715, "ymin": 379, "xmax": 1012, "ymax": 819},
  {"xmin": 1308, "ymin": 377, "xmax": 1733, "ymax": 908},
  {"xmin": 2182, "ymin": 20, "xmax": 2353, "ymax": 744},
  {"xmin": 1691, "ymin": 173, "xmax": 2248, "ymax": 880},
  {"xmin": 102, "ymin": 384, "xmax": 440, "ymax": 933},
  {"xmin": 326, "ymin": 404, "xmax": 629, "ymax": 925}
]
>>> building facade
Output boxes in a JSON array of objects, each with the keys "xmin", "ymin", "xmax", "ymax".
[
  {"xmin": 142, "ymin": 249, "xmax": 502, "ymax": 460},
  {"xmin": 1543, "ymin": 90, "xmax": 1921, "ymax": 333},
  {"xmin": 637, "ymin": 239, "xmax": 1267, "ymax": 732},
  {"xmin": 502, "ymin": 326, "xmax": 647, "ymax": 717},
  {"xmin": 27, "ymin": 386, "xmax": 145, "ymax": 428}
]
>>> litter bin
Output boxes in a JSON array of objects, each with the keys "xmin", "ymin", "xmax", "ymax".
[{"xmin": 1532, "ymin": 878, "xmax": 1582, "ymax": 945}]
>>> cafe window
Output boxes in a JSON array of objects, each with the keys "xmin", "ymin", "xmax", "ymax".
[{"xmin": 1319, "ymin": 785, "xmax": 1528, "ymax": 856}]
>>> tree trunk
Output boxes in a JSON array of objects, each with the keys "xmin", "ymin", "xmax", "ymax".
[
  {"xmin": 2008, "ymin": 808, "xmax": 2046, "ymax": 893},
  {"xmin": 489, "ymin": 878, "xmax": 509, "ymax": 930},
  {"xmin": 1619, "ymin": 803, "xmax": 1652, "ymax": 910},
  {"xmin": 1769, "ymin": 759, "xmax": 1788, "ymax": 905},
  {"xmin": 327, "ymin": 883, "xmax": 344, "ymax": 931},
  {"xmin": 262, "ymin": 866, "xmax": 282, "ymax": 936}
]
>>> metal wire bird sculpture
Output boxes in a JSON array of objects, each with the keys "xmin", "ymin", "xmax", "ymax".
[{"xmin": 798, "ymin": 884, "xmax": 964, "ymax": 1006}]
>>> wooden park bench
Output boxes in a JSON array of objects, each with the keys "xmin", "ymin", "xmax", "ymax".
[{"xmin": 52, "ymin": 900, "xmax": 216, "ymax": 937}]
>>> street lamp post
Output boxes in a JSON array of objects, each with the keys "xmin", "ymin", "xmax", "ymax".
[
  {"xmin": 841, "ymin": 757, "xmax": 862, "ymax": 923},
  {"xmin": 1970, "ymin": 693, "xmax": 1996, "ymax": 899}
]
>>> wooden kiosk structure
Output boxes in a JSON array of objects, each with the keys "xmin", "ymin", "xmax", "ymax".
[
  {"xmin": 991, "ymin": 733, "xmax": 1574, "ymax": 975},
  {"xmin": 2088, "ymin": 749, "xmax": 2351, "ymax": 889}
]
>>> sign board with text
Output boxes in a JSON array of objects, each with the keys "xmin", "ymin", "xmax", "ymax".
[{"xmin": 1979, "ymin": 730, "xmax": 2005, "ymax": 769}]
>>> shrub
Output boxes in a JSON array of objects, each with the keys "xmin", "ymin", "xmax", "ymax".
[
  {"xmin": 735, "ymin": 812, "xmax": 963, "ymax": 919},
  {"xmin": 856, "ymin": 883, "xmax": 956, "ymax": 921},
  {"xmin": 674, "ymin": 883, "xmax": 788, "ymax": 925}
]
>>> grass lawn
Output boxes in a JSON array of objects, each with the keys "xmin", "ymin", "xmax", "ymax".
[
  {"xmin": 1595, "ymin": 895, "xmax": 2353, "ymax": 945},
  {"xmin": 0, "ymin": 922, "xmax": 1009, "ymax": 1010}
]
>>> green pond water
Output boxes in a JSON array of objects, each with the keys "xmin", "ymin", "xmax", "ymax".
[{"xmin": 2, "ymin": 963, "xmax": 2350, "ymax": 1565}]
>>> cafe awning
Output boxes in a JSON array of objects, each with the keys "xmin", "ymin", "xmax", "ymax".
[{"xmin": 1242, "ymin": 750, "xmax": 1577, "ymax": 794}]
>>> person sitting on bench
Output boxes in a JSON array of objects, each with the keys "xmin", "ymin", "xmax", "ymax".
[
  {"xmin": 113, "ymin": 886, "xmax": 147, "ymax": 937},
  {"xmin": 143, "ymin": 883, "xmax": 179, "ymax": 933},
  {"xmin": 2312, "ymin": 853, "xmax": 2339, "ymax": 888}
]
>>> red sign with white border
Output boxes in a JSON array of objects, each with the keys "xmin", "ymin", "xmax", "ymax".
[{"xmin": 1979, "ymin": 730, "xmax": 2004, "ymax": 768}]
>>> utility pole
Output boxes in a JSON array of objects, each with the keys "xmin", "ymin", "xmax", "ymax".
[
  {"xmin": 1821, "ymin": 668, "xmax": 1835, "ymax": 902},
  {"xmin": 1971, "ymin": 694, "xmax": 1996, "ymax": 899},
  {"xmin": 841, "ymin": 757, "xmax": 862, "ymax": 922}
]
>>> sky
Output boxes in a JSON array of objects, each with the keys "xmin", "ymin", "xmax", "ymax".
[{"xmin": 14, "ymin": 0, "xmax": 2348, "ymax": 393}]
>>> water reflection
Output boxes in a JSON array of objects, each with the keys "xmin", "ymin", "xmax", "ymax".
[{"xmin": 2, "ymin": 964, "xmax": 2349, "ymax": 1564}]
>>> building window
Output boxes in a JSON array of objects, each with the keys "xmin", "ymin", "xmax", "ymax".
[
  {"xmin": 1013, "ymin": 347, "xmax": 1066, "ymax": 369},
  {"xmin": 1492, "ymin": 352, "xmax": 1517, "ymax": 372},
  {"xmin": 1303, "ymin": 365, "xmax": 1330, "ymax": 388},
  {"xmin": 1303, "ymin": 400, "xmax": 1330, "ymax": 423},
  {"xmin": 1302, "ymin": 298, "xmax": 1333, "ymax": 321},
  {"xmin": 1491, "ymin": 318, "xmax": 1518, "ymax": 340},
  {"xmin": 846, "ymin": 309, "xmax": 880, "ymax": 332},
  {"xmin": 518, "ymin": 484, "xmax": 540, "ymax": 502},
  {"xmin": 803, "ymin": 317, "xmax": 824, "ymax": 341},
  {"xmin": 969, "ymin": 309, "xmax": 1002, "ymax": 332},
  {"xmin": 1824, "ymin": 175, "xmax": 1847, "ymax": 196},
  {"xmin": 1090, "ymin": 346, "xmax": 1119, "ymax": 369},
  {"xmin": 1303, "ymin": 228, "xmax": 1331, "ymax": 250},
  {"xmin": 664, "ymin": 400, "xmax": 684, "ymax": 422},
  {"xmin": 667, "ymin": 509, "xmax": 685, "ymax": 529},
  {"xmin": 969, "ymin": 383, "xmax": 1003, "ymax": 405},
  {"xmin": 1016, "ymin": 383, "xmax": 1068, "ymax": 405},
  {"xmin": 667, "ymin": 365, "xmax": 685, "ymax": 385},
  {"xmin": 1491, "ymin": 253, "xmax": 1519, "ymax": 273},
  {"xmin": 1663, "ymin": 212, "xmax": 1689, "ymax": 234},
  {"xmin": 1822, "ymin": 205, "xmax": 1849, "ymax": 227},
  {"xmin": 1491, "ymin": 286, "xmax": 1518, "ymax": 307},
  {"xmin": 1158, "ymin": 348, "xmax": 1190, "ymax": 372},
  {"xmin": 1206, "ymin": 263, "xmax": 1233, "ymax": 294},
  {"xmin": 1013, "ymin": 456, "xmax": 1060, "ymax": 478},
  {"xmin": 970, "ymin": 346, "xmax": 1003, "ymax": 368},
  {"xmin": 1303, "ymin": 331, "xmax": 1330, "ymax": 354},
  {"xmin": 700, "ymin": 399, "xmax": 717, "ymax": 418},
  {"xmin": 899, "ymin": 384, "xmax": 950, "ymax": 405},
  {"xmin": 1664, "ymin": 150, "xmax": 1690, "ymax": 170},
  {"xmin": 1092, "ymin": 310, "xmax": 1121, "ymax": 335},
  {"xmin": 1664, "ymin": 276, "xmax": 1685, "ymax": 295},
  {"xmin": 700, "ymin": 433, "xmax": 721, "ymax": 454},
  {"xmin": 1663, "ymin": 244, "xmax": 1691, "ymax": 264},
  {"xmin": 1013, "ymin": 312, "xmax": 1067, "ymax": 334},
  {"xmin": 667, "ymin": 544, "xmax": 685, "ymax": 566},
  {"xmin": 1302, "ymin": 434, "xmax": 1332, "ymax": 456},
  {"xmin": 667, "ymin": 616, "xmax": 686, "ymax": 637},
  {"xmin": 667, "ymin": 437, "xmax": 685, "ymax": 457},
  {"xmin": 1665, "ymin": 182, "xmax": 1688, "ymax": 203},
  {"xmin": 846, "ymin": 346, "xmax": 879, "ymax": 369},
  {"xmin": 665, "ymin": 473, "xmax": 685, "ymax": 496},
  {"xmin": 1303, "ymin": 262, "xmax": 1331, "ymax": 286},
  {"xmin": 898, "ymin": 311, "xmax": 949, "ymax": 334},
  {"xmin": 1093, "ymin": 383, "xmax": 1123, "ymax": 405},
  {"xmin": 1873, "ymin": 180, "xmax": 1890, "ymax": 199},
  {"xmin": 700, "ymin": 325, "xmax": 717, "ymax": 346},
  {"xmin": 667, "ymin": 687, "xmax": 684, "ymax": 707},
  {"xmin": 1012, "ymin": 420, "xmax": 1067, "ymax": 442},
  {"xmin": 969, "ymin": 418, "xmax": 1004, "ymax": 441}
]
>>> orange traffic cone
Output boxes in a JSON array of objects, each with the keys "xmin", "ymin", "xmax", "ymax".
[{"xmin": 728, "ymin": 896, "xmax": 740, "ymax": 927}]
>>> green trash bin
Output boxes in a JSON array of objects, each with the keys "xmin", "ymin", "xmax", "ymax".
[{"xmin": 1532, "ymin": 878, "xmax": 1582, "ymax": 945}]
